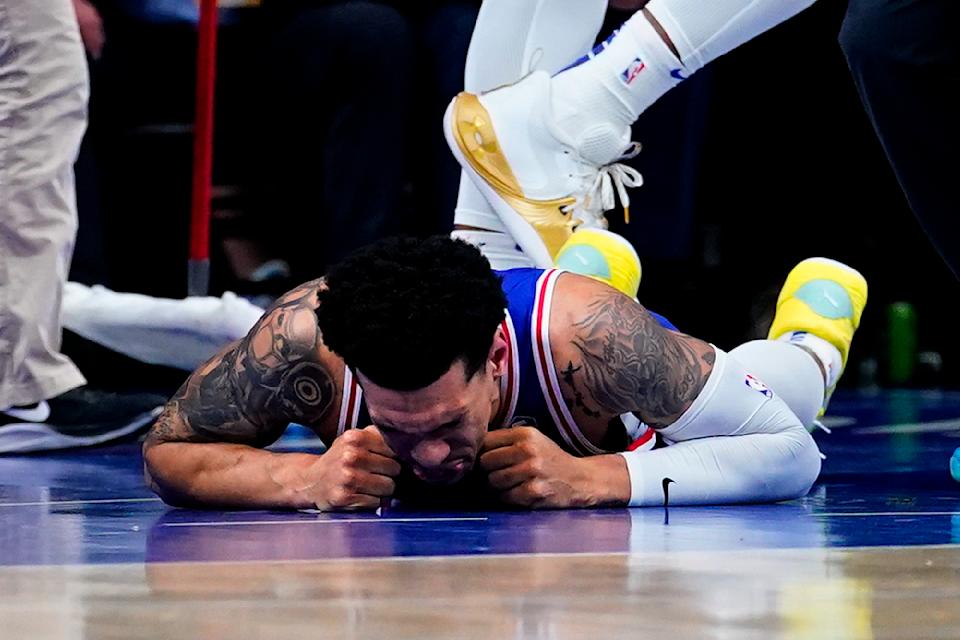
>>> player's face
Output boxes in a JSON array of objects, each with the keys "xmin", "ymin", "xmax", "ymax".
[{"xmin": 358, "ymin": 337, "xmax": 507, "ymax": 485}]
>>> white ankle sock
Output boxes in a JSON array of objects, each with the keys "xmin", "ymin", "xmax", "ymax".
[
  {"xmin": 777, "ymin": 331, "xmax": 844, "ymax": 389},
  {"xmin": 551, "ymin": 12, "xmax": 682, "ymax": 139}
]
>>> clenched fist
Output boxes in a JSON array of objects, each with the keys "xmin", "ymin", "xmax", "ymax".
[
  {"xmin": 306, "ymin": 426, "xmax": 400, "ymax": 511},
  {"xmin": 479, "ymin": 426, "xmax": 630, "ymax": 509}
]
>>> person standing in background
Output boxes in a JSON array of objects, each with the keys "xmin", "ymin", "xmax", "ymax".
[
  {"xmin": 0, "ymin": 0, "xmax": 165, "ymax": 454},
  {"xmin": 839, "ymin": 0, "xmax": 959, "ymax": 277}
]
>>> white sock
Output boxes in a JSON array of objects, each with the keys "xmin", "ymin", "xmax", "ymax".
[
  {"xmin": 777, "ymin": 331, "xmax": 844, "ymax": 389},
  {"xmin": 551, "ymin": 12, "xmax": 683, "ymax": 138},
  {"xmin": 551, "ymin": 0, "xmax": 818, "ymax": 143}
]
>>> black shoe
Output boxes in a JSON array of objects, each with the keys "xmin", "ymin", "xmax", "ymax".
[{"xmin": 0, "ymin": 386, "xmax": 166, "ymax": 454}]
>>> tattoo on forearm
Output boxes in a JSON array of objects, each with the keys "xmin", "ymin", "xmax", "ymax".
[
  {"xmin": 567, "ymin": 292, "xmax": 715, "ymax": 428},
  {"xmin": 147, "ymin": 280, "xmax": 336, "ymax": 447}
]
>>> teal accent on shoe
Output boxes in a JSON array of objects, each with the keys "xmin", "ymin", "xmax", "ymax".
[
  {"xmin": 794, "ymin": 280, "xmax": 853, "ymax": 320},
  {"xmin": 951, "ymin": 447, "xmax": 960, "ymax": 483},
  {"xmin": 555, "ymin": 245, "xmax": 612, "ymax": 280}
]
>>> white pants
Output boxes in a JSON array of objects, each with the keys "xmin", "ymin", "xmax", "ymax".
[{"xmin": 0, "ymin": 0, "xmax": 89, "ymax": 407}]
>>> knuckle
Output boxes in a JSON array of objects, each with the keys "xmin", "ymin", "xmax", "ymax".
[
  {"xmin": 529, "ymin": 480, "xmax": 550, "ymax": 499},
  {"xmin": 341, "ymin": 449, "xmax": 361, "ymax": 467},
  {"xmin": 339, "ymin": 429, "xmax": 362, "ymax": 445}
]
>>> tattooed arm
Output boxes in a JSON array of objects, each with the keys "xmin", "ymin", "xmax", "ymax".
[
  {"xmin": 542, "ymin": 274, "xmax": 820, "ymax": 508},
  {"xmin": 561, "ymin": 277, "xmax": 715, "ymax": 428},
  {"xmin": 143, "ymin": 280, "xmax": 399, "ymax": 510},
  {"xmin": 480, "ymin": 274, "xmax": 716, "ymax": 509}
]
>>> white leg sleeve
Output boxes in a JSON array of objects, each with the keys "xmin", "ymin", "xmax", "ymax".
[
  {"xmin": 729, "ymin": 340, "xmax": 825, "ymax": 429},
  {"xmin": 454, "ymin": 0, "xmax": 607, "ymax": 237},
  {"xmin": 618, "ymin": 347, "xmax": 822, "ymax": 506},
  {"xmin": 646, "ymin": 0, "xmax": 818, "ymax": 73},
  {"xmin": 465, "ymin": 0, "xmax": 608, "ymax": 90},
  {"xmin": 62, "ymin": 283, "xmax": 265, "ymax": 371}
]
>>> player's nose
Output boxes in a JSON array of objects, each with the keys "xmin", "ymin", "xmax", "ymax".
[{"xmin": 410, "ymin": 439, "xmax": 452, "ymax": 468}]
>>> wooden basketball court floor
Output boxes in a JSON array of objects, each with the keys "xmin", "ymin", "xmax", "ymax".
[{"xmin": 2, "ymin": 389, "xmax": 959, "ymax": 639}]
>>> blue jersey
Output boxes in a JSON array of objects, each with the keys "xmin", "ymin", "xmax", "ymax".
[{"xmin": 335, "ymin": 269, "xmax": 674, "ymax": 455}]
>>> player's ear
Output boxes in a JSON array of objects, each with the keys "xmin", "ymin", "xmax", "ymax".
[{"xmin": 488, "ymin": 325, "xmax": 509, "ymax": 378}]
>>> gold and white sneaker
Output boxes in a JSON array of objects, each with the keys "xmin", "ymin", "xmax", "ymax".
[{"xmin": 444, "ymin": 71, "xmax": 642, "ymax": 268}]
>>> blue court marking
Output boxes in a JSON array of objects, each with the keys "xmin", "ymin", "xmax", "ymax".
[{"xmin": 1, "ymin": 389, "xmax": 959, "ymax": 567}]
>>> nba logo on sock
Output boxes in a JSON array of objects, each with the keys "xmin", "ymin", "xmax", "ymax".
[
  {"xmin": 620, "ymin": 58, "xmax": 646, "ymax": 85},
  {"xmin": 745, "ymin": 374, "xmax": 774, "ymax": 398}
]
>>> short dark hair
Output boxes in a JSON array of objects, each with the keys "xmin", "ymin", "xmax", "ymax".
[{"xmin": 316, "ymin": 236, "xmax": 507, "ymax": 391}]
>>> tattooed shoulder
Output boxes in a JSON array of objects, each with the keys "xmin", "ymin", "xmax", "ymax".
[
  {"xmin": 147, "ymin": 279, "xmax": 339, "ymax": 448},
  {"xmin": 554, "ymin": 276, "xmax": 715, "ymax": 429}
]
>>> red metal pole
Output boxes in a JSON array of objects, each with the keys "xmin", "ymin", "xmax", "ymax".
[{"xmin": 188, "ymin": 0, "xmax": 218, "ymax": 297}]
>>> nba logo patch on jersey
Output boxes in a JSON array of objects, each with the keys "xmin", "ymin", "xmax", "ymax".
[
  {"xmin": 745, "ymin": 374, "xmax": 774, "ymax": 398},
  {"xmin": 620, "ymin": 58, "xmax": 646, "ymax": 85}
]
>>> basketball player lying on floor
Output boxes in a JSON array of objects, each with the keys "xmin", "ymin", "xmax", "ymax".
[
  {"xmin": 144, "ymin": 0, "xmax": 866, "ymax": 509},
  {"xmin": 143, "ymin": 236, "xmax": 867, "ymax": 510}
]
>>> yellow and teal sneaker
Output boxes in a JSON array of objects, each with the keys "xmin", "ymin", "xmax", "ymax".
[
  {"xmin": 768, "ymin": 257, "xmax": 868, "ymax": 417},
  {"xmin": 554, "ymin": 228, "xmax": 642, "ymax": 298}
]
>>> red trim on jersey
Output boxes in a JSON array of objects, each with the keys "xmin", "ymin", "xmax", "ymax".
[
  {"xmin": 627, "ymin": 427, "xmax": 656, "ymax": 451},
  {"xmin": 344, "ymin": 376, "xmax": 359, "ymax": 430},
  {"xmin": 533, "ymin": 270, "xmax": 587, "ymax": 455},
  {"xmin": 492, "ymin": 318, "xmax": 516, "ymax": 429}
]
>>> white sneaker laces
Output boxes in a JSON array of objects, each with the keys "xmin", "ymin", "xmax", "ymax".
[{"xmin": 563, "ymin": 143, "xmax": 644, "ymax": 228}]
